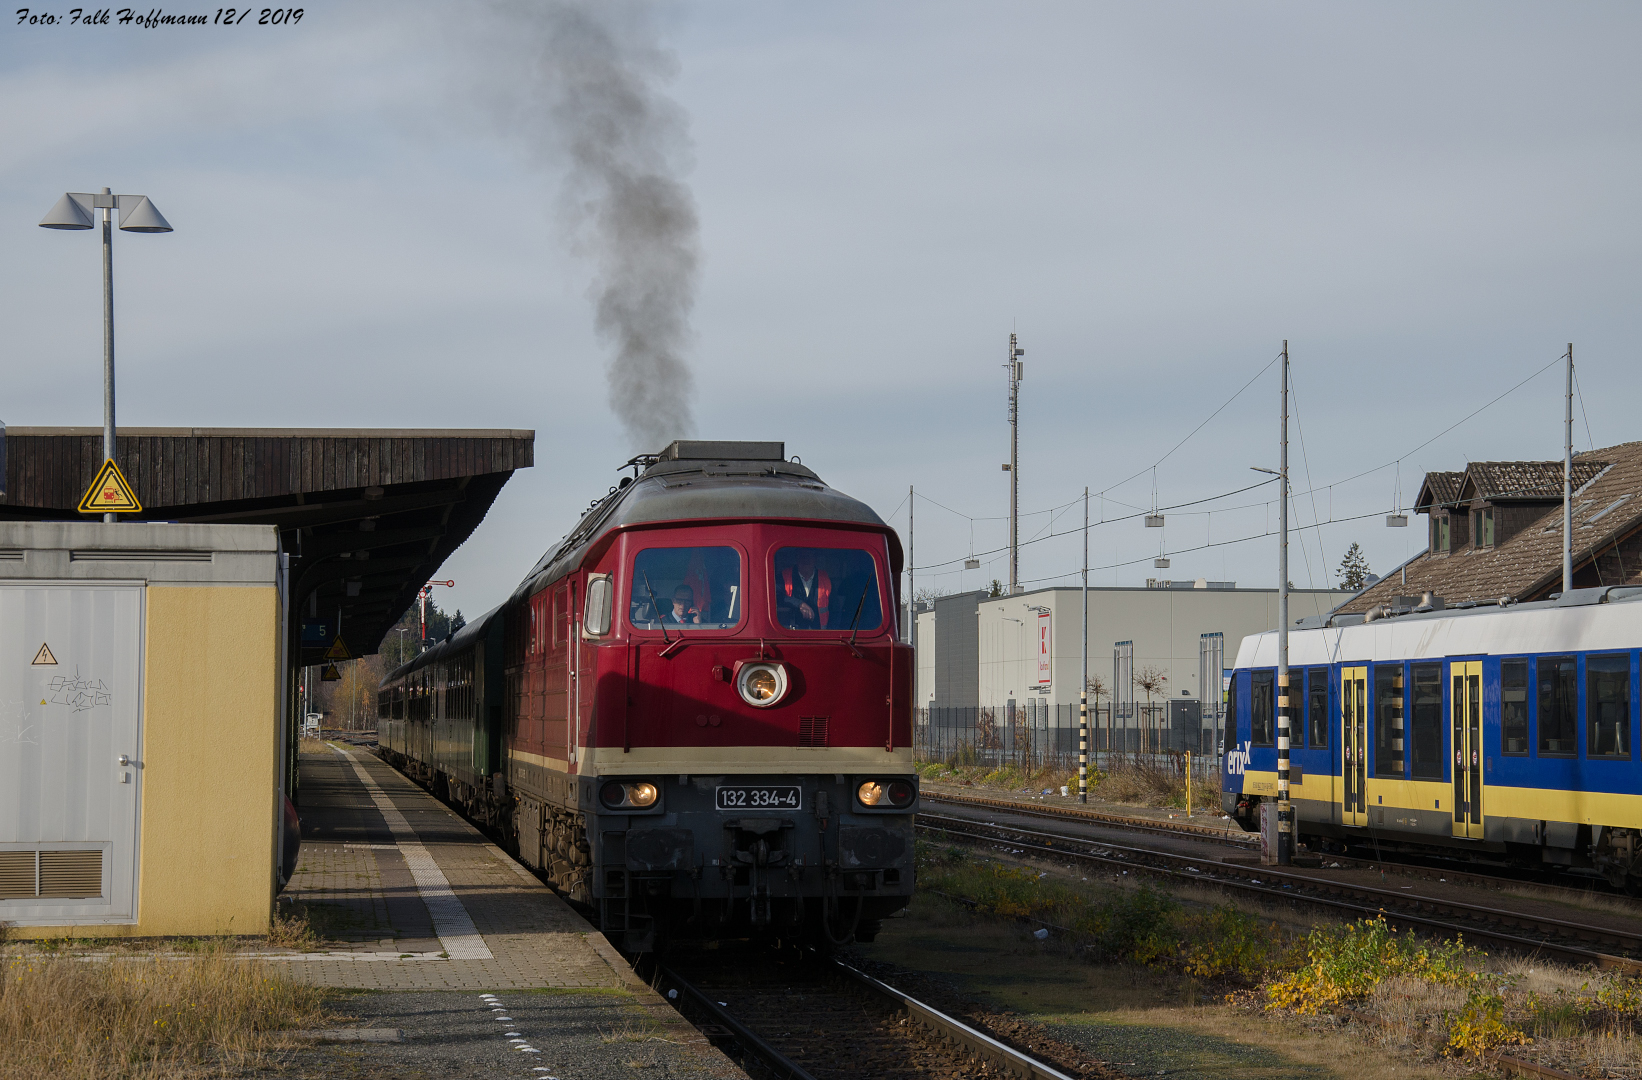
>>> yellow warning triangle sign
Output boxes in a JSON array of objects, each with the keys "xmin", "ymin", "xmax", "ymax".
[
  {"xmin": 320, "ymin": 663, "xmax": 341, "ymax": 681},
  {"xmin": 77, "ymin": 458, "xmax": 142, "ymax": 514},
  {"xmin": 31, "ymin": 643, "xmax": 57, "ymax": 666},
  {"xmin": 324, "ymin": 636, "xmax": 353, "ymax": 661}
]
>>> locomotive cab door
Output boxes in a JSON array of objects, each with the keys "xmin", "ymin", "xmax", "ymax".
[
  {"xmin": 1450, "ymin": 660, "xmax": 1483, "ymax": 839},
  {"xmin": 1341, "ymin": 666, "xmax": 1368, "ymax": 827}
]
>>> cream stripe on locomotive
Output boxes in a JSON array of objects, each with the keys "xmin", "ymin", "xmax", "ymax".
[{"xmin": 508, "ymin": 744, "xmax": 917, "ymax": 776}]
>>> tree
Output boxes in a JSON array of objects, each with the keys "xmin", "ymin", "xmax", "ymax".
[
  {"xmin": 914, "ymin": 585, "xmax": 952, "ymax": 605},
  {"xmin": 1338, "ymin": 543, "xmax": 1373, "ymax": 591},
  {"xmin": 1133, "ymin": 666, "xmax": 1168, "ymax": 752},
  {"xmin": 1084, "ymin": 673, "xmax": 1108, "ymax": 702},
  {"xmin": 988, "ymin": 579, "xmax": 1004, "ymax": 598},
  {"xmin": 1134, "ymin": 665, "xmax": 1168, "ymax": 705}
]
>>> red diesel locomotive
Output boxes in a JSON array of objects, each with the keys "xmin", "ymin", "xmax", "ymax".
[{"xmin": 377, "ymin": 441, "xmax": 916, "ymax": 950}]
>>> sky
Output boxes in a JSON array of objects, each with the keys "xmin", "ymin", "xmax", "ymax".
[{"xmin": 4, "ymin": 2, "xmax": 1641, "ymax": 624}]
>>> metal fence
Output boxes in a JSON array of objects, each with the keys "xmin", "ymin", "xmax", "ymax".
[{"xmin": 913, "ymin": 703, "xmax": 1220, "ymax": 779}]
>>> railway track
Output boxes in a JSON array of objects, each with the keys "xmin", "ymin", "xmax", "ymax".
[
  {"xmin": 655, "ymin": 950, "xmax": 1082, "ymax": 1080},
  {"xmin": 920, "ymin": 790, "xmax": 1253, "ymax": 847},
  {"xmin": 921, "ymin": 789, "xmax": 1629, "ymax": 904},
  {"xmin": 917, "ymin": 812, "xmax": 1642, "ymax": 974}
]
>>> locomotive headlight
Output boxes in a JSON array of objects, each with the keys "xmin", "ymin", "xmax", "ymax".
[
  {"xmin": 600, "ymin": 780, "xmax": 661, "ymax": 810},
  {"xmin": 736, "ymin": 662, "xmax": 788, "ymax": 708},
  {"xmin": 857, "ymin": 778, "xmax": 916, "ymax": 809}
]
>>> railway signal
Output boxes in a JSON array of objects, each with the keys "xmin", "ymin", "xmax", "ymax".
[{"xmin": 419, "ymin": 579, "xmax": 455, "ymax": 651}]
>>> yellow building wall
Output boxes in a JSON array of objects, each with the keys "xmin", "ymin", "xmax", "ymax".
[
  {"xmin": 128, "ymin": 584, "xmax": 281, "ymax": 937},
  {"xmin": 13, "ymin": 584, "xmax": 283, "ymax": 939}
]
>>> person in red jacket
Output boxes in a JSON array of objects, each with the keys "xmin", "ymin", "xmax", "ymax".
[{"xmin": 778, "ymin": 550, "xmax": 830, "ymax": 629}]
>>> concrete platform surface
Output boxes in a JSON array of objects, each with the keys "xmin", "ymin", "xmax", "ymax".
[
  {"xmin": 277, "ymin": 989, "xmax": 742, "ymax": 1080},
  {"xmin": 266, "ymin": 745, "xmax": 742, "ymax": 1080}
]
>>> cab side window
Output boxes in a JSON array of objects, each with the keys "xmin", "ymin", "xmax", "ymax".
[{"xmin": 1250, "ymin": 670, "xmax": 1274, "ymax": 746}]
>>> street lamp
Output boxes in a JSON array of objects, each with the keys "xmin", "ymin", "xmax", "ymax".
[{"xmin": 39, "ymin": 187, "xmax": 173, "ymax": 522}]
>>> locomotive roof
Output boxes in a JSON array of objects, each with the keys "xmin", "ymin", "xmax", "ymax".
[
  {"xmin": 510, "ymin": 441, "xmax": 899, "ymax": 604},
  {"xmin": 380, "ymin": 442, "xmax": 900, "ymax": 687}
]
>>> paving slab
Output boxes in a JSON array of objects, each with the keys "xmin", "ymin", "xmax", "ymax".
[
  {"xmin": 266, "ymin": 745, "xmax": 742, "ymax": 1080},
  {"xmin": 274, "ymin": 989, "xmax": 742, "ymax": 1080}
]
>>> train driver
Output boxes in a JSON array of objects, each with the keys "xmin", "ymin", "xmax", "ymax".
[
  {"xmin": 777, "ymin": 550, "xmax": 830, "ymax": 629},
  {"xmin": 662, "ymin": 584, "xmax": 702, "ymax": 626}
]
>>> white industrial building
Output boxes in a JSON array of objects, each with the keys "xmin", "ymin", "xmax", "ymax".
[{"xmin": 914, "ymin": 580, "xmax": 1350, "ymax": 753}]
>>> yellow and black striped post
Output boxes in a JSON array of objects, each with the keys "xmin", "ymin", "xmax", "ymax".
[
  {"xmin": 1078, "ymin": 687, "xmax": 1088, "ymax": 803},
  {"xmin": 1275, "ymin": 341, "xmax": 1292, "ymax": 866},
  {"xmin": 1276, "ymin": 671, "xmax": 1291, "ymax": 864}
]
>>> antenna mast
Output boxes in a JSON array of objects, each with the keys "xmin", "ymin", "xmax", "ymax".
[
  {"xmin": 1563, "ymin": 344, "xmax": 1573, "ymax": 594},
  {"xmin": 1006, "ymin": 334, "xmax": 1024, "ymax": 593}
]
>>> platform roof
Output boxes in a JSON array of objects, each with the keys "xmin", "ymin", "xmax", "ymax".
[{"xmin": 0, "ymin": 427, "xmax": 533, "ymax": 664}]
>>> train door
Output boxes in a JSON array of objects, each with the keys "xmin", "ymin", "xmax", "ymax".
[
  {"xmin": 1450, "ymin": 660, "xmax": 1483, "ymax": 839},
  {"xmin": 1341, "ymin": 666, "xmax": 1368, "ymax": 827}
]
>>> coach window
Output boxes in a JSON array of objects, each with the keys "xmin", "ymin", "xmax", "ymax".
[
  {"xmin": 1409, "ymin": 663, "xmax": 1443, "ymax": 779},
  {"xmin": 1501, "ymin": 660, "xmax": 1529, "ymax": 755},
  {"xmin": 1537, "ymin": 656, "xmax": 1578, "ymax": 756},
  {"xmin": 1223, "ymin": 672, "xmax": 1240, "ymax": 754},
  {"xmin": 1374, "ymin": 664, "xmax": 1406, "ymax": 777},
  {"xmin": 773, "ymin": 547, "xmax": 882, "ymax": 632},
  {"xmin": 1250, "ymin": 670, "xmax": 1274, "ymax": 746},
  {"xmin": 629, "ymin": 546, "xmax": 743, "ymax": 630},
  {"xmin": 1586, "ymin": 653, "xmax": 1631, "ymax": 759},
  {"xmin": 1306, "ymin": 667, "xmax": 1328, "ymax": 748}
]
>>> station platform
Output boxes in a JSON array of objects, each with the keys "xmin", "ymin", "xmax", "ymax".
[{"xmin": 268, "ymin": 744, "xmax": 742, "ymax": 1079}]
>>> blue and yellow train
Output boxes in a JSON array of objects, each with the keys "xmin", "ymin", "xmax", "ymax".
[{"xmin": 1222, "ymin": 586, "xmax": 1642, "ymax": 889}]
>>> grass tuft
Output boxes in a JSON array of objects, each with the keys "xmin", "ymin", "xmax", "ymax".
[
  {"xmin": 916, "ymin": 841, "xmax": 1285, "ymax": 983},
  {"xmin": 0, "ymin": 943, "xmax": 326, "ymax": 1079},
  {"xmin": 917, "ymin": 758, "xmax": 1222, "ymax": 810}
]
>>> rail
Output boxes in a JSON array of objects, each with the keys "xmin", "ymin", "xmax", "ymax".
[
  {"xmin": 921, "ymin": 787, "xmax": 1636, "ymax": 905},
  {"xmin": 921, "ymin": 788, "xmax": 1251, "ymax": 846},
  {"xmin": 917, "ymin": 813, "xmax": 1642, "ymax": 974},
  {"xmin": 656, "ymin": 957, "xmax": 1079, "ymax": 1080}
]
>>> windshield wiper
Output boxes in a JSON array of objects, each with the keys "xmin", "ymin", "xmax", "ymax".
[
  {"xmin": 841, "ymin": 583, "xmax": 871, "ymax": 657},
  {"xmin": 642, "ymin": 572, "xmax": 670, "ymax": 644}
]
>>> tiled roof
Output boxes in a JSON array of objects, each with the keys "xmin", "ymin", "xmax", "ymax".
[
  {"xmin": 1338, "ymin": 442, "xmax": 1642, "ymax": 614},
  {"xmin": 1462, "ymin": 459, "xmax": 1609, "ymax": 501},
  {"xmin": 1415, "ymin": 471, "xmax": 1465, "ymax": 509}
]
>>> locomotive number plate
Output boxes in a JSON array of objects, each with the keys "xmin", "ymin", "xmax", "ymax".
[{"xmin": 715, "ymin": 785, "xmax": 802, "ymax": 811}]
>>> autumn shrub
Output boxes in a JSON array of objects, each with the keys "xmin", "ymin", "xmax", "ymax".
[{"xmin": 1265, "ymin": 915, "xmax": 1479, "ymax": 1015}]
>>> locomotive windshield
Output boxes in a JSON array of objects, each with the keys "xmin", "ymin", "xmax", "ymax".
[
  {"xmin": 773, "ymin": 547, "xmax": 881, "ymax": 632},
  {"xmin": 629, "ymin": 546, "xmax": 743, "ymax": 630}
]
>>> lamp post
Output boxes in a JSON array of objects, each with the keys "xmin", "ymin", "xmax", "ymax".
[{"xmin": 39, "ymin": 187, "xmax": 173, "ymax": 522}]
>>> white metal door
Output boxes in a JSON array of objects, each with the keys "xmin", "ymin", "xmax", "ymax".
[{"xmin": 0, "ymin": 584, "xmax": 144, "ymax": 923}]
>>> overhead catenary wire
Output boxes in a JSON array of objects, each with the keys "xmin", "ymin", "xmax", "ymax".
[
  {"xmin": 1288, "ymin": 375, "xmax": 1330, "ymax": 590},
  {"xmin": 1011, "ymin": 502, "xmax": 1408, "ymax": 587},
  {"xmin": 910, "ymin": 348, "xmax": 1572, "ymax": 586},
  {"xmin": 1573, "ymin": 365, "xmax": 1596, "ymax": 452},
  {"xmin": 909, "ymin": 476, "xmax": 1278, "ymax": 572}
]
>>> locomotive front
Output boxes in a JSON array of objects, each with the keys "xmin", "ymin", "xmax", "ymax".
[{"xmin": 510, "ymin": 442, "xmax": 915, "ymax": 951}]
